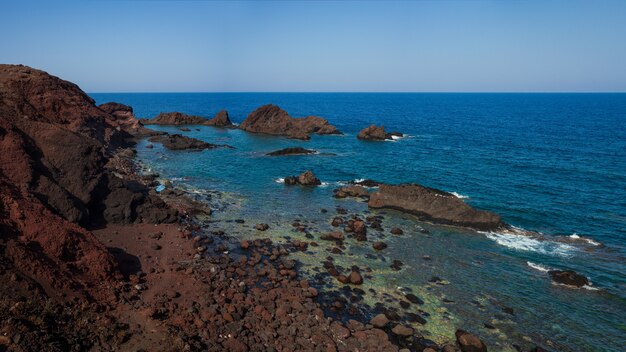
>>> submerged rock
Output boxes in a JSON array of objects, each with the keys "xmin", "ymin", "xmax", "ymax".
[
  {"xmin": 370, "ymin": 314, "xmax": 389, "ymax": 328},
  {"xmin": 148, "ymin": 133, "xmax": 232, "ymax": 151},
  {"xmin": 349, "ymin": 179, "xmax": 382, "ymax": 187},
  {"xmin": 266, "ymin": 147, "xmax": 317, "ymax": 156},
  {"xmin": 369, "ymin": 184, "xmax": 506, "ymax": 231},
  {"xmin": 548, "ymin": 270, "xmax": 589, "ymax": 288},
  {"xmin": 455, "ymin": 329, "xmax": 487, "ymax": 352},
  {"xmin": 239, "ymin": 104, "xmax": 341, "ymax": 140},
  {"xmin": 333, "ymin": 185, "xmax": 370, "ymax": 199}
]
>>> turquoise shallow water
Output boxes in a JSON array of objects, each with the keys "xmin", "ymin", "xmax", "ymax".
[{"xmin": 92, "ymin": 93, "xmax": 626, "ymax": 351}]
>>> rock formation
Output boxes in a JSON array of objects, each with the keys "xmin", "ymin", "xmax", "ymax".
[
  {"xmin": 548, "ymin": 270, "xmax": 589, "ymax": 288},
  {"xmin": 368, "ymin": 184, "xmax": 506, "ymax": 231},
  {"xmin": 204, "ymin": 109, "xmax": 233, "ymax": 127},
  {"xmin": 240, "ymin": 104, "xmax": 341, "ymax": 140},
  {"xmin": 333, "ymin": 185, "xmax": 370, "ymax": 199},
  {"xmin": 357, "ymin": 124, "xmax": 403, "ymax": 141},
  {"xmin": 284, "ymin": 170, "xmax": 322, "ymax": 186},
  {"xmin": 266, "ymin": 147, "xmax": 317, "ymax": 156},
  {"xmin": 148, "ymin": 133, "xmax": 233, "ymax": 151},
  {"xmin": 141, "ymin": 111, "xmax": 206, "ymax": 125}
]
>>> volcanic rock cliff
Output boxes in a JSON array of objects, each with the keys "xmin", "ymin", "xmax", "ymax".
[
  {"xmin": 240, "ymin": 104, "xmax": 341, "ymax": 140},
  {"xmin": 0, "ymin": 64, "xmax": 176, "ymax": 302}
]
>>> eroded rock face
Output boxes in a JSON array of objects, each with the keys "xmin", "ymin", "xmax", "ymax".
[
  {"xmin": 99, "ymin": 102, "xmax": 133, "ymax": 119},
  {"xmin": 548, "ymin": 270, "xmax": 589, "ymax": 288},
  {"xmin": 240, "ymin": 104, "xmax": 341, "ymax": 140},
  {"xmin": 357, "ymin": 125, "xmax": 403, "ymax": 141},
  {"xmin": 0, "ymin": 64, "xmax": 124, "ymax": 301},
  {"xmin": 148, "ymin": 133, "xmax": 232, "ymax": 151},
  {"xmin": 368, "ymin": 184, "xmax": 506, "ymax": 231},
  {"xmin": 267, "ymin": 147, "xmax": 317, "ymax": 156},
  {"xmin": 204, "ymin": 109, "xmax": 233, "ymax": 127},
  {"xmin": 142, "ymin": 111, "xmax": 207, "ymax": 125}
]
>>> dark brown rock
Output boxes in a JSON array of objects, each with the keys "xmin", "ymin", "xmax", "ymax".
[
  {"xmin": 148, "ymin": 133, "xmax": 232, "ymax": 151},
  {"xmin": 369, "ymin": 184, "xmax": 506, "ymax": 231},
  {"xmin": 548, "ymin": 270, "xmax": 589, "ymax": 288},
  {"xmin": 142, "ymin": 111, "xmax": 206, "ymax": 125},
  {"xmin": 333, "ymin": 185, "xmax": 370, "ymax": 199},
  {"xmin": 204, "ymin": 109, "xmax": 233, "ymax": 127},
  {"xmin": 267, "ymin": 147, "xmax": 317, "ymax": 156},
  {"xmin": 239, "ymin": 104, "xmax": 341, "ymax": 140},
  {"xmin": 455, "ymin": 329, "xmax": 487, "ymax": 352}
]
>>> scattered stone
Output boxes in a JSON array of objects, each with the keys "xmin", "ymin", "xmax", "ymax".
[
  {"xmin": 455, "ymin": 329, "xmax": 487, "ymax": 352},
  {"xmin": 372, "ymin": 241, "xmax": 387, "ymax": 250},
  {"xmin": 370, "ymin": 314, "xmax": 389, "ymax": 328},
  {"xmin": 391, "ymin": 324, "xmax": 414, "ymax": 337}
]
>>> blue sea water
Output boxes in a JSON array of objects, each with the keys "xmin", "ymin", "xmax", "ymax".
[{"xmin": 91, "ymin": 93, "xmax": 626, "ymax": 351}]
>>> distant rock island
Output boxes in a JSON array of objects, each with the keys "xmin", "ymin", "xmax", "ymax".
[{"xmin": 240, "ymin": 104, "xmax": 342, "ymax": 140}]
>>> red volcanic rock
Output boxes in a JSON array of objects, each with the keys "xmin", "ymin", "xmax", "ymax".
[
  {"xmin": 99, "ymin": 102, "xmax": 134, "ymax": 119},
  {"xmin": 0, "ymin": 64, "xmax": 176, "ymax": 302},
  {"xmin": 204, "ymin": 109, "xmax": 233, "ymax": 127},
  {"xmin": 240, "ymin": 104, "xmax": 341, "ymax": 140},
  {"xmin": 455, "ymin": 329, "xmax": 488, "ymax": 352},
  {"xmin": 142, "ymin": 111, "xmax": 207, "ymax": 125},
  {"xmin": 148, "ymin": 133, "xmax": 232, "ymax": 151},
  {"xmin": 369, "ymin": 184, "xmax": 506, "ymax": 231}
]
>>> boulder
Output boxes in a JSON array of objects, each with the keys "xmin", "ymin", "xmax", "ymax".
[
  {"xmin": 372, "ymin": 241, "xmax": 387, "ymax": 250},
  {"xmin": 284, "ymin": 170, "xmax": 321, "ymax": 186},
  {"xmin": 391, "ymin": 325, "xmax": 414, "ymax": 337},
  {"xmin": 548, "ymin": 270, "xmax": 589, "ymax": 288},
  {"xmin": 204, "ymin": 109, "xmax": 233, "ymax": 127},
  {"xmin": 333, "ymin": 185, "xmax": 370, "ymax": 199},
  {"xmin": 266, "ymin": 147, "xmax": 317, "ymax": 156},
  {"xmin": 455, "ymin": 330, "xmax": 487, "ymax": 352},
  {"xmin": 357, "ymin": 125, "xmax": 404, "ymax": 141},
  {"xmin": 368, "ymin": 184, "xmax": 506, "ymax": 231},
  {"xmin": 239, "ymin": 104, "xmax": 341, "ymax": 140},
  {"xmin": 255, "ymin": 223, "xmax": 270, "ymax": 231},
  {"xmin": 348, "ymin": 271, "xmax": 363, "ymax": 285},
  {"xmin": 369, "ymin": 314, "xmax": 389, "ymax": 328}
]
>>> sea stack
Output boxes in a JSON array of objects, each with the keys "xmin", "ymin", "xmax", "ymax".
[
  {"xmin": 357, "ymin": 124, "xmax": 403, "ymax": 141},
  {"xmin": 239, "ymin": 104, "xmax": 341, "ymax": 140}
]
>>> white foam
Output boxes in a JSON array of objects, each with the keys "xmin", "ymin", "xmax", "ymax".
[
  {"xmin": 527, "ymin": 261, "xmax": 551, "ymax": 272},
  {"xmin": 274, "ymin": 178, "xmax": 285, "ymax": 183},
  {"xmin": 485, "ymin": 232, "xmax": 576, "ymax": 257},
  {"xmin": 450, "ymin": 191, "xmax": 469, "ymax": 199},
  {"xmin": 569, "ymin": 234, "xmax": 601, "ymax": 246}
]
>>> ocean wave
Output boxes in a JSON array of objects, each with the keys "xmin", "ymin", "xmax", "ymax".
[
  {"xmin": 484, "ymin": 231, "xmax": 576, "ymax": 257},
  {"xmin": 527, "ymin": 261, "xmax": 551, "ymax": 272},
  {"xmin": 450, "ymin": 191, "xmax": 469, "ymax": 199},
  {"xmin": 568, "ymin": 233, "xmax": 601, "ymax": 246}
]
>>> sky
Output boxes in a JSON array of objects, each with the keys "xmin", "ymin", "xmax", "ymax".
[{"xmin": 1, "ymin": 0, "xmax": 625, "ymax": 92}]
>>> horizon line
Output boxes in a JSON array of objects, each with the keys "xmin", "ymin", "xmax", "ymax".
[{"xmin": 88, "ymin": 91, "xmax": 626, "ymax": 94}]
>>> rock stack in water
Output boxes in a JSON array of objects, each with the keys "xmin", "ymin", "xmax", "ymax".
[
  {"xmin": 240, "ymin": 104, "xmax": 341, "ymax": 140},
  {"xmin": 284, "ymin": 170, "xmax": 322, "ymax": 186},
  {"xmin": 357, "ymin": 124, "xmax": 403, "ymax": 141}
]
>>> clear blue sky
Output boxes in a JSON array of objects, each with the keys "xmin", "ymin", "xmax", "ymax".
[{"xmin": 1, "ymin": 0, "xmax": 625, "ymax": 92}]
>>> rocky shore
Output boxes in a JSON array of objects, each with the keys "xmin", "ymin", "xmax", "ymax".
[{"xmin": 0, "ymin": 64, "xmax": 558, "ymax": 352}]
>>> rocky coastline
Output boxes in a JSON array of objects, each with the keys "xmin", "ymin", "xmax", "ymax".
[{"xmin": 0, "ymin": 65, "xmax": 559, "ymax": 352}]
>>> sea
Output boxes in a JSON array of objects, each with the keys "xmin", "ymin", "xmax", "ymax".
[{"xmin": 91, "ymin": 92, "xmax": 626, "ymax": 351}]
